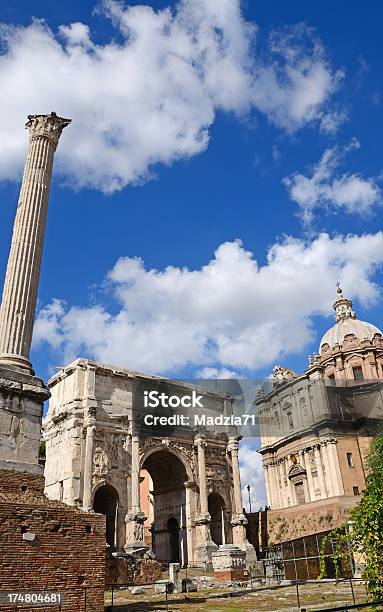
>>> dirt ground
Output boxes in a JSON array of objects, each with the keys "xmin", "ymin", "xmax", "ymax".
[{"xmin": 105, "ymin": 579, "xmax": 373, "ymax": 611}]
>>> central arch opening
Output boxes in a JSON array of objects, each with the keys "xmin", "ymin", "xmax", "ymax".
[
  {"xmin": 93, "ymin": 484, "xmax": 119, "ymax": 549},
  {"xmin": 141, "ymin": 449, "xmax": 188, "ymax": 565},
  {"xmin": 208, "ymin": 492, "xmax": 232, "ymax": 546}
]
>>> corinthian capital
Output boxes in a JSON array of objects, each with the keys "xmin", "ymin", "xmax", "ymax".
[
  {"xmin": 228, "ymin": 436, "xmax": 239, "ymax": 453},
  {"xmin": 194, "ymin": 435, "xmax": 207, "ymax": 449},
  {"xmin": 26, "ymin": 112, "xmax": 71, "ymax": 149}
]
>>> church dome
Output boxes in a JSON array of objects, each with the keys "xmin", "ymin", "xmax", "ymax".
[{"xmin": 319, "ymin": 286, "xmax": 382, "ymax": 351}]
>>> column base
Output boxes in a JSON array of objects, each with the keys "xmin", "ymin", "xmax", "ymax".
[
  {"xmin": 124, "ymin": 510, "xmax": 149, "ymax": 558},
  {"xmin": 194, "ymin": 512, "xmax": 218, "ymax": 568},
  {"xmin": 0, "ymin": 354, "xmax": 34, "ymax": 375},
  {"xmin": 0, "ymin": 365, "xmax": 49, "ymax": 472},
  {"xmin": 212, "ymin": 544, "xmax": 246, "ymax": 581},
  {"xmin": 194, "ymin": 541, "xmax": 219, "ymax": 568},
  {"xmin": 231, "ymin": 513, "xmax": 256, "ymax": 567}
]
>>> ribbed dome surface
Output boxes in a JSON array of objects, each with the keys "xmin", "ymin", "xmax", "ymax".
[{"xmin": 320, "ymin": 319, "xmax": 382, "ymax": 350}]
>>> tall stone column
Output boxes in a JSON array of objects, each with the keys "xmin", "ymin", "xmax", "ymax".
[
  {"xmin": 298, "ymin": 450, "xmax": 311, "ymax": 503},
  {"xmin": 194, "ymin": 435, "xmax": 217, "ymax": 566},
  {"xmin": 285, "ymin": 459, "xmax": 296, "ymax": 506},
  {"xmin": 179, "ymin": 501, "xmax": 187, "ymax": 568},
  {"xmin": 185, "ymin": 481, "xmax": 196, "ymax": 566},
  {"xmin": 130, "ymin": 435, "xmax": 140, "ymax": 512},
  {"xmin": 263, "ymin": 464, "xmax": 272, "ymax": 507},
  {"xmin": 270, "ymin": 462, "xmax": 280, "ymax": 509},
  {"xmin": 326, "ymin": 439, "xmax": 345, "ymax": 497},
  {"xmin": 321, "ymin": 441, "xmax": 335, "ymax": 497},
  {"xmin": 124, "ymin": 434, "xmax": 148, "ymax": 555},
  {"xmin": 82, "ymin": 366, "xmax": 97, "ymax": 512},
  {"xmin": 0, "ymin": 113, "xmax": 71, "ymax": 373},
  {"xmin": 314, "ymin": 444, "xmax": 328, "ymax": 499},
  {"xmin": 82, "ymin": 425, "xmax": 96, "ymax": 511},
  {"xmin": 228, "ymin": 437, "xmax": 252, "ymax": 552},
  {"xmin": 278, "ymin": 460, "xmax": 286, "ymax": 508},
  {"xmin": 230, "ymin": 438, "xmax": 244, "ymax": 515},
  {"xmin": 197, "ymin": 436, "xmax": 209, "ymax": 513},
  {"xmin": 305, "ymin": 449, "xmax": 317, "ymax": 501},
  {"xmin": 0, "ymin": 112, "xmax": 69, "ymax": 474}
]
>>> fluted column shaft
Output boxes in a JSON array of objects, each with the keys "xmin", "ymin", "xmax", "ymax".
[
  {"xmin": 314, "ymin": 444, "xmax": 328, "ymax": 499},
  {"xmin": 228, "ymin": 437, "xmax": 244, "ymax": 514},
  {"xmin": 264, "ymin": 464, "xmax": 271, "ymax": 507},
  {"xmin": 196, "ymin": 436, "xmax": 209, "ymax": 513},
  {"xmin": 269, "ymin": 462, "xmax": 279, "ymax": 509},
  {"xmin": 228, "ymin": 437, "xmax": 251, "ymax": 551},
  {"xmin": 322, "ymin": 442, "xmax": 335, "ymax": 497},
  {"xmin": 82, "ymin": 366, "xmax": 97, "ymax": 511},
  {"xmin": 124, "ymin": 433, "xmax": 147, "ymax": 553},
  {"xmin": 285, "ymin": 459, "xmax": 295, "ymax": 506},
  {"xmin": 298, "ymin": 451, "xmax": 311, "ymax": 503},
  {"xmin": 305, "ymin": 451, "xmax": 316, "ymax": 501},
  {"xmin": 83, "ymin": 425, "xmax": 96, "ymax": 511},
  {"xmin": 278, "ymin": 460, "xmax": 286, "ymax": 508},
  {"xmin": 326, "ymin": 440, "xmax": 345, "ymax": 496},
  {"xmin": 130, "ymin": 435, "xmax": 141, "ymax": 511},
  {"xmin": 273, "ymin": 462, "xmax": 282, "ymax": 509},
  {"xmin": 0, "ymin": 113, "xmax": 70, "ymax": 372}
]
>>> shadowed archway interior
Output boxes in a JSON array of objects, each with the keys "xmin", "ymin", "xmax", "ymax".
[
  {"xmin": 208, "ymin": 491, "xmax": 232, "ymax": 546},
  {"xmin": 142, "ymin": 449, "xmax": 188, "ymax": 563},
  {"xmin": 93, "ymin": 484, "xmax": 119, "ymax": 549}
]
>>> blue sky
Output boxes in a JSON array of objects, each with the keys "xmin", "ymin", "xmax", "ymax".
[{"xmin": 1, "ymin": 0, "xmax": 383, "ymax": 390}]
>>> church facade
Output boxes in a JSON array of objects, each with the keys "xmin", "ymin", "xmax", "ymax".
[
  {"xmin": 257, "ymin": 286, "xmax": 383, "ymax": 511},
  {"xmin": 254, "ymin": 287, "xmax": 383, "ymax": 577},
  {"xmin": 43, "ymin": 358, "xmax": 251, "ymax": 567}
]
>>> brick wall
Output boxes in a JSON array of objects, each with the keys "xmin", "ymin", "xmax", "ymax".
[
  {"xmin": 0, "ymin": 470, "xmax": 106, "ymax": 611},
  {"xmin": 245, "ymin": 497, "xmax": 359, "ymax": 550},
  {"xmin": 266, "ymin": 496, "xmax": 357, "ymax": 545}
]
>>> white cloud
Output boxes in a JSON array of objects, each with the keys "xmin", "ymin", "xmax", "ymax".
[
  {"xmin": 319, "ymin": 109, "xmax": 348, "ymax": 134},
  {"xmin": 250, "ymin": 24, "xmax": 344, "ymax": 133},
  {"xmin": 239, "ymin": 442, "xmax": 267, "ymax": 510},
  {"xmin": 0, "ymin": 1, "xmax": 342, "ymax": 192},
  {"xmin": 284, "ymin": 139, "xmax": 381, "ymax": 224},
  {"xmin": 197, "ymin": 366, "xmax": 240, "ymax": 379},
  {"xmin": 33, "ymin": 232, "xmax": 383, "ymax": 374}
]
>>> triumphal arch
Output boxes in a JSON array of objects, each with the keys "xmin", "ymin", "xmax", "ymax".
[{"xmin": 43, "ymin": 359, "xmax": 250, "ymax": 567}]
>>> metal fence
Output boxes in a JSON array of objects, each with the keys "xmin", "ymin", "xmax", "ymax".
[
  {"xmin": 263, "ymin": 532, "xmax": 355, "ymax": 582},
  {"xmin": 307, "ymin": 600, "xmax": 383, "ymax": 611},
  {"xmin": 2, "ymin": 578, "xmax": 382, "ymax": 611},
  {"xmin": 104, "ymin": 577, "xmax": 383, "ymax": 612}
]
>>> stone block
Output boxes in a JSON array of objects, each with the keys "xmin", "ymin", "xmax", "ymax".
[
  {"xmin": 155, "ymin": 580, "xmax": 168, "ymax": 594},
  {"xmin": 212, "ymin": 544, "xmax": 246, "ymax": 582},
  {"xmin": 0, "ymin": 367, "xmax": 48, "ymax": 472},
  {"xmin": 169, "ymin": 562, "xmax": 181, "ymax": 592}
]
